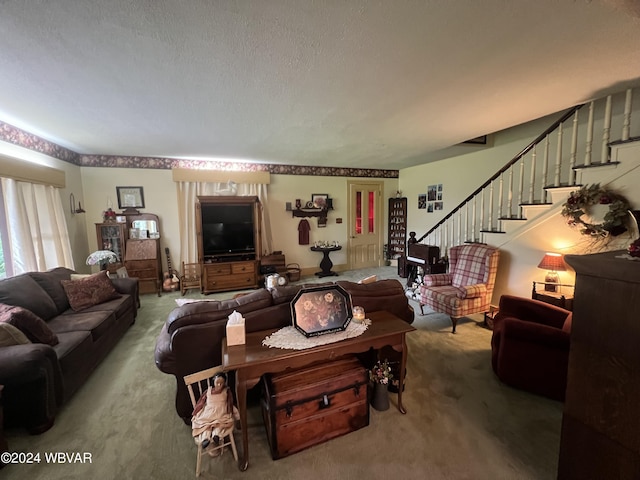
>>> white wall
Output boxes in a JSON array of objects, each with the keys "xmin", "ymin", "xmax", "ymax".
[
  {"xmin": 400, "ymin": 113, "xmax": 559, "ymax": 241},
  {"xmin": 79, "ymin": 167, "xmax": 180, "ymax": 273},
  {"xmin": 398, "ymin": 114, "xmax": 640, "ymax": 303},
  {"xmin": 78, "ymin": 167, "xmax": 398, "ymax": 274}
]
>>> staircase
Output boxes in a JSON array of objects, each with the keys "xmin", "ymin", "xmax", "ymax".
[{"xmin": 415, "ymin": 87, "xmax": 640, "ymax": 258}]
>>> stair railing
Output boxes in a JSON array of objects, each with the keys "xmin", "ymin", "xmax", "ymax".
[{"xmin": 414, "ymin": 88, "xmax": 636, "ymax": 257}]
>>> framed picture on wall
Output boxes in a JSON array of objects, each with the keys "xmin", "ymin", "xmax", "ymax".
[
  {"xmin": 311, "ymin": 194, "xmax": 328, "ymax": 209},
  {"xmin": 116, "ymin": 186, "xmax": 145, "ymax": 209}
]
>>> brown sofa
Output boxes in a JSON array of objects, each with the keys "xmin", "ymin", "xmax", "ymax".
[
  {"xmin": 0, "ymin": 267, "xmax": 138, "ymax": 433},
  {"xmin": 154, "ymin": 279, "xmax": 414, "ymax": 423}
]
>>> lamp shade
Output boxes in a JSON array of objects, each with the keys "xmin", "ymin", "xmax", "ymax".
[{"xmin": 537, "ymin": 253, "xmax": 566, "ymax": 272}]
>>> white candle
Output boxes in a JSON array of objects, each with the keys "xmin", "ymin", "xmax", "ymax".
[{"xmin": 352, "ymin": 306, "xmax": 365, "ymax": 322}]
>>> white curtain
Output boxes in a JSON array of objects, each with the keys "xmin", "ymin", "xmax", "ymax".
[
  {"xmin": 1, "ymin": 177, "xmax": 74, "ymax": 275},
  {"xmin": 177, "ymin": 182, "xmax": 273, "ymax": 266}
]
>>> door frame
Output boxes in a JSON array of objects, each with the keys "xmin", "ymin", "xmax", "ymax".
[{"xmin": 347, "ymin": 180, "xmax": 384, "ymax": 270}]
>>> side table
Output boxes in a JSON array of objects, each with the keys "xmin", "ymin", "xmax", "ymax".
[
  {"xmin": 532, "ymin": 281, "xmax": 574, "ymax": 311},
  {"xmin": 310, "ymin": 246, "xmax": 341, "ymax": 277},
  {"xmin": 483, "ymin": 305, "xmax": 499, "ymax": 330}
]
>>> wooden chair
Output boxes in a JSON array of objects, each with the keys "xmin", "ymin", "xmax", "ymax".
[
  {"xmin": 184, "ymin": 366, "xmax": 238, "ymax": 477},
  {"xmin": 180, "ymin": 262, "xmax": 202, "ymax": 296}
]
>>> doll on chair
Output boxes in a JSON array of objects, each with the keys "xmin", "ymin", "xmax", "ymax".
[{"xmin": 191, "ymin": 372, "xmax": 239, "ymax": 457}]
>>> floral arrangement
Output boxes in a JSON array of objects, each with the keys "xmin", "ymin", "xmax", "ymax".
[
  {"xmin": 370, "ymin": 359, "xmax": 393, "ymax": 385},
  {"xmin": 561, "ymin": 183, "xmax": 630, "ymax": 237},
  {"xmin": 628, "ymin": 238, "xmax": 640, "ymax": 258}
]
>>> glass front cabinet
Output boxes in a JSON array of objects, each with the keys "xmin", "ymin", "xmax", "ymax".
[{"xmin": 95, "ymin": 222, "xmax": 126, "ymax": 271}]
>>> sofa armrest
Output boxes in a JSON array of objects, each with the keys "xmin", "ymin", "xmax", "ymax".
[
  {"xmin": 454, "ymin": 283, "xmax": 487, "ymax": 299},
  {"xmin": 0, "ymin": 343, "xmax": 63, "ymax": 407},
  {"xmin": 422, "ymin": 273, "xmax": 453, "ymax": 287},
  {"xmin": 111, "ymin": 277, "xmax": 140, "ymax": 309}
]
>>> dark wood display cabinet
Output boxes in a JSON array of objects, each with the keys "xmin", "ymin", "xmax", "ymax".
[
  {"xmin": 95, "ymin": 222, "xmax": 127, "ymax": 272},
  {"xmin": 558, "ymin": 251, "xmax": 640, "ymax": 479},
  {"xmin": 388, "ymin": 197, "xmax": 407, "ymax": 259}
]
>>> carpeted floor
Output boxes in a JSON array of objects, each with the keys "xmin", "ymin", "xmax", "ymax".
[{"xmin": 2, "ymin": 267, "xmax": 563, "ymax": 479}]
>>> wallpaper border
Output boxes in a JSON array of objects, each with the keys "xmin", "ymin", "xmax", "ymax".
[{"xmin": 0, "ymin": 121, "xmax": 398, "ymax": 178}]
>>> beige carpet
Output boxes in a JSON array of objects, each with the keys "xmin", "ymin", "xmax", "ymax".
[{"xmin": 2, "ymin": 267, "xmax": 563, "ymax": 479}]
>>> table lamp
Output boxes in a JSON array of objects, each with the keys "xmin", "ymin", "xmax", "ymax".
[
  {"xmin": 537, "ymin": 252, "xmax": 566, "ymax": 292},
  {"xmin": 86, "ymin": 250, "xmax": 118, "ymax": 270}
]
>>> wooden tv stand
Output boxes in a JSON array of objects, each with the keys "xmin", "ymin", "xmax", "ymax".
[
  {"xmin": 201, "ymin": 259, "xmax": 259, "ymax": 294},
  {"xmin": 196, "ymin": 195, "xmax": 263, "ymax": 294}
]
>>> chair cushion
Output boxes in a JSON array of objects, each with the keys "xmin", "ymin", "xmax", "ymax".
[
  {"xmin": 562, "ymin": 314, "xmax": 572, "ymax": 333},
  {"xmin": 61, "ymin": 271, "xmax": 121, "ymax": 312},
  {"xmin": 48, "ymin": 310, "xmax": 116, "ymax": 342},
  {"xmin": 0, "ymin": 303, "xmax": 59, "ymax": 345}
]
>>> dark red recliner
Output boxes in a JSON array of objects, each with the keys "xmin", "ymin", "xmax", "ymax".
[{"xmin": 491, "ymin": 295, "xmax": 572, "ymax": 401}]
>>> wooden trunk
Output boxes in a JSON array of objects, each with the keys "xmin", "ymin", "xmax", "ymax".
[{"xmin": 261, "ymin": 355, "xmax": 369, "ymax": 460}]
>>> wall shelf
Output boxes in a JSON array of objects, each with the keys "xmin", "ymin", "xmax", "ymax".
[{"xmin": 291, "ymin": 208, "xmax": 328, "ymax": 218}]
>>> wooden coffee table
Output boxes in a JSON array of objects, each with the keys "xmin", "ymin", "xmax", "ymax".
[{"xmin": 222, "ymin": 310, "xmax": 416, "ymax": 471}]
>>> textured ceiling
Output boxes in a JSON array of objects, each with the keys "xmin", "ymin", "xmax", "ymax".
[{"xmin": 1, "ymin": 0, "xmax": 640, "ymax": 170}]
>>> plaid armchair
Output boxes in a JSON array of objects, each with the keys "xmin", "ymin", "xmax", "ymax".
[{"xmin": 419, "ymin": 244, "xmax": 500, "ymax": 333}]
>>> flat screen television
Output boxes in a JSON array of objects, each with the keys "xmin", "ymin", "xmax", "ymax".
[{"xmin": 200, "ymin": 203, "xmax": 256, "ymax": 259}]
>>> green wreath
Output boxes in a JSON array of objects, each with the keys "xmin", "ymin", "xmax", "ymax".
[{"xmin": 561, "ymin": 183, "xmax": 630, "ymax": 237}]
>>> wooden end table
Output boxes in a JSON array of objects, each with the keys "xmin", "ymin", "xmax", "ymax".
[{"xmin": 532, "ymin": 281, "xmax": 574, "ymax": 311}]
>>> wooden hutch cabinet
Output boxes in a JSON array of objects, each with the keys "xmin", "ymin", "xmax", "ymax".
[
  {"xmin": 558, "ymin": 251, "xmax": 640, "ymax": 479},
  {"xmin": 196, "ymin": 196, "xmax": 262, "ymax": 294},
  {"xmin": 125, "ymin": 238, "xmax": 161, "ymax": 296},
  {"xmin": 95, "ymin": 211, "xmax": 162, "ymax": 296}
]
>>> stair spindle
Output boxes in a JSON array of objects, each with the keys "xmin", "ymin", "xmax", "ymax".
[
  {"xmin": 601, "ymin": 95, "xmax": 612, "ymax": 163},
  {"xmin": 528, "ymin": 146, "xmax": 537, "ymax": 204},
  {"xmin": 622, "ymin": 88, "xmax": 632, "ymax": 141},
  {"xmin": 584, "ymin": 101, "xmax": 594, "ymax": 166},
  {"xmin": 554, "ymin": 123, "xmax": 563, "ymax": 186},
  {"xmin": 569, "ymin": 110, "xmax": 579, "ymax": 185}
]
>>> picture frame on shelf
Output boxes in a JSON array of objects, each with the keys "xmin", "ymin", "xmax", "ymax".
[
  {"xmin": 116, "ymin": 186, "xmax": 145, "ymax": 210},
  {"xmin": 311, "ymin": 194, "xmax": 328, "ymax": 209}
]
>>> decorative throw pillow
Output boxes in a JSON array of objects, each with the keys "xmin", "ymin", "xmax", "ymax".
[
  {"xmin": 61, "ymin": 270, "xmax": 120, "ymax": 312},
  {"xmin": 0, "ymin": 322, "xmax": 31, "ymax": 347},
  {"xmin": 0, "ymin": 303, "xmax": 59, "ymax": 345}
]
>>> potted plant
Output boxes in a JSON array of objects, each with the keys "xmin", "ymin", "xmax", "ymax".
[{"xmin": 369, "ymin": 359, "xmax": 393, "ymax": 411}]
